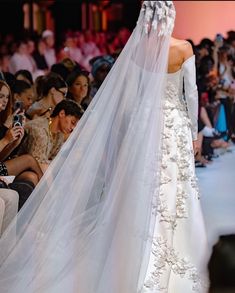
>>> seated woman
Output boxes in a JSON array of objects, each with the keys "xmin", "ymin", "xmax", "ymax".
[
  {"xmin": 66, "ymin": 69, "xmax": 91, "ymax": 111},
  {"xmin": 12, "ymin": 79, "xmax": 34, "ymax": 114},
  {"xmin": 19, "ymin": 99, "xmax": 83, "ymax": 173},
  {"xmin": 0, "ymin": 80, "xmax": 43, "ymax": 210},
  {"xmin": 200, "ymin": 103, "xmax": 229, "ymax": 149},
  {"xmin": 27, "ymin": 72, "xmax": 67, "ymax": 119}
]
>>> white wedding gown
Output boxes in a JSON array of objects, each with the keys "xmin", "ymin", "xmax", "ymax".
[{"xmin": 141, "ymin": 56, "xmax": 209, "ymax": 293}]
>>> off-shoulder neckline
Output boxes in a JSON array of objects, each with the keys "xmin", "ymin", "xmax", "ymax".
[{"xmin": 167, "ymin": 54, "xmax": 195, "ymax": 75}]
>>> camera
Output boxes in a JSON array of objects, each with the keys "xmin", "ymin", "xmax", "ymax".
[
  {"xmin": 13, "ymin": 100, "xmax": 24, "ymax": 112},
  {"xmin": 12, "ymin": 114, "xmax": 23, "ymax": 127}
]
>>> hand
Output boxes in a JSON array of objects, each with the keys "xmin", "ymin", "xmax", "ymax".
[
  {"xmin": 193, "ymin": 140, "xmax": 200, "ymax": 156},
  {"xmin": 12, "ymin": 126, "xmax": 25, "ymax": 147},
  {"xmin": 4, "ymin": 109, "xmax": 25, "ymax": 129},
  {"xmin": 4, "ymin": 126, "xmax": 24, "ymax": 145}
]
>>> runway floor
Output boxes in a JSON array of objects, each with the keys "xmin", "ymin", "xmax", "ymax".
[{"xmin": 197, "ymin": 146, "xmax": 235, "ymax": 247}]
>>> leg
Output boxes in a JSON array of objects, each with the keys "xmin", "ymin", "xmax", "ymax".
[
  {"xmin": 4, "ymin": 154, "xmax": 43, "ymax": 181},
  {"xmin": 16, "ymin": 171, "xmax": 39, "ymax": 186},
  {"xmin": 200, "ymin": 107, "xmax": 213, "ymax": 128},
  {"xmin": 195, "ymin": 132, "xmax": 208, "ymax": 165}
]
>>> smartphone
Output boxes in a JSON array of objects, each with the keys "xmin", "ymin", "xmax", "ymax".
[
  {"xmin": 215, "ymin": 34, "xmax": 223, "ymax": 47},
  {"xmin": 12, "ymin": 114, "xmax": 24, "ymax": 127},
  {"xmin": 13, "ymin": 100, "xmax": 24, "ymax": 112}
]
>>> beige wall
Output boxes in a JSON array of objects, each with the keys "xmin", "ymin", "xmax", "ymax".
[{"xmin": 173, "ymin": 1, "xmax": 235, "ymax": 44}]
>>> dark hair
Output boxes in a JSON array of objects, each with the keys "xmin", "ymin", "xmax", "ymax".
[
  {"xmin": 3, "ymin": 72, "xmax": 16, "ymax": 90},
  {"xmin": 38, "ymin": 72, "xmax": 67, "ymax": 98},
  {"xmin": 15, "ymin": 70, "xmax": 33, "ymax": 85},
  {"xmin": 0, "ymin": 80, "xmax": 12, "ymax": 125},
  {"xmin": 218, "ymin": 45, "xmax": 230, "ymax": 54},
  {"xmin": 51, "ymin": 63, "xmax": 70, "ymax": 81},
  {"xmin": 66, "ymin": 69, "xmax": 90, "ymax": 102},
  {"xmin": 61, "ymin": 58, "xmax": 82, "ymax": 72},
  {"xmin": 208, "ymin": 234, "xmax": 235, "ymax": 291},
  {"xmin": 12, "ymin": 80, "xmax": 31, "ymax": 95},
  {"xmin": 51, "ymin": 99, "xmax": 84, "ymax": 119},
  {"xmin": 91, "ymin": 55, "xmax": 115, "ymax": 78},
  {"xmin": 200, "ymin": 38, "xmax": 214, "ymax": 49}
]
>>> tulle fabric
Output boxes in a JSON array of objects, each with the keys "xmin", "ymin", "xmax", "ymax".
[{"xmin": 0, "ymin": 8, "xmax": 171, "ymax": 293}]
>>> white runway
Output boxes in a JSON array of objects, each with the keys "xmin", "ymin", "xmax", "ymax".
[{"xmin": 197, "ymin": 146, "xmax": 235, "ymax": 247}]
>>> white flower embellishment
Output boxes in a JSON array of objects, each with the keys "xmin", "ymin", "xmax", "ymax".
[{"xmin": 141, "ymin": 0, "xmax": 175, "ymax": 36}]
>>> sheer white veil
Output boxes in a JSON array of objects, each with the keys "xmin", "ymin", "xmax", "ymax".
[{"xmin": 0, "ymin": 2, "xmax": 176, "ymax": 292}]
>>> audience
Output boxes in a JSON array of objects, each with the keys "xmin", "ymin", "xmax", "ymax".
[
  {"xmin": 0, "ymin": 29, "xmax": 235, "ymax": 288},
  {"xmin": 42, "ymin": 30, "xmax": 56, "ymax": 69},
  {"xmin": 90, "ymin": 55, "xmax": 115, "ymax": 98},
  {"xmin": 12, "ymin": 80, "xmax": 34, "ymax": 113},
  {"xmin": 66, "ymin": 69, "xmax": 90, "ymax": 110},
  {"xmin": 18, "ymin": 99, "xmax": 83, "ymax": 173},
  {"xmin": 27, "ymin": 72, "xmax": 67, "ymax": 119},
  {"xmin": 9, "ymin": 41, "xmax": 36, "ymax": 75}
]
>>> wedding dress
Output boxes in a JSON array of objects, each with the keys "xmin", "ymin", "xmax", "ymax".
[
  {"xmin": 142, "ymin": 56, "xmax": 209, "ymax": 293},
  {"xmin": 0, "ymin": 2, "xmax": 209, "ymax": 293}
]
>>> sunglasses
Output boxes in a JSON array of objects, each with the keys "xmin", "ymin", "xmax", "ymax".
[{"xmin": 57, "ymin": 88, "xmax": 68, "ymax": 98}]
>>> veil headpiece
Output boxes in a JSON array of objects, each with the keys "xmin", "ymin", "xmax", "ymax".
[
  {"xmin": 140, "ymin": 1, "xmax": 176, "ymax": 35},
  {"xmin": 0, "ymin": 2, "xmax": 176, "ymax": 293}
]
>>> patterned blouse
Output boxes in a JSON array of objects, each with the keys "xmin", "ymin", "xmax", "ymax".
[{"xmin": 19, "ymin": 117, "xmax": 64, "ymax": 164}]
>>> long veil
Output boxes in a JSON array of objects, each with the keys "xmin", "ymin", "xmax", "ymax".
[{"xmin": 0, "ymin": 2, "xmax": 176, "ymax": 292}]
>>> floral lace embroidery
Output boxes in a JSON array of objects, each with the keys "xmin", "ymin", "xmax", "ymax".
[
  {"xmin": 157, "ymin": 80, "xmax": 199, "ymax": 227},
  {"xmin": 143, "ymin": 79, "xmax": 204, "ymax": 291},
  {"xmin": 140, "ymin": 1, "xmax": 176, "ymax": 36},
  {"xmin": 143, "ymin": 237, "xmax": 204, "ymax": 292}
]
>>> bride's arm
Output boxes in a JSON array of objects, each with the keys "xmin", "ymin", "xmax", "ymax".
[{"xmin": 182, "ymin": 52, "xmax": 198, "ymax": 142}]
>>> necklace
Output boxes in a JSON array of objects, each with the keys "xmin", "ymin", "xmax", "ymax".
[{"xmin": 48, "ymin": 117, "xmax": 53, "ymax": 138}]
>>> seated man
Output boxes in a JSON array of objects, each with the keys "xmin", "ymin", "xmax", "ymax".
[{"xmin": 18, "ymin": 99, "xmax": 83, "ymax": 173}]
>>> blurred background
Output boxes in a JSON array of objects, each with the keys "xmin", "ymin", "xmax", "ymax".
[{"xmin": 2, "ymin": 1, "xmax": 235, "ymax": 45}]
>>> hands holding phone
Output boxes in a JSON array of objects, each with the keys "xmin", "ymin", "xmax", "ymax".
[
  {"xmin": 4, "ymin": 101, "xmax": 26, "ymax": 129},
  {"xmin": 4, "ymin": 125, "xmax": 24, "ymax": 147},
  {"xmin": 3, "ymin": 101, "xmax": 25, "ymax": 147}
]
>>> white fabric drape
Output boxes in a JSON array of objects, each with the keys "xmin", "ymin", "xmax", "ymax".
[{"xmin": 0, "ymin": 2, "xmax": 175, "ymax": 292}]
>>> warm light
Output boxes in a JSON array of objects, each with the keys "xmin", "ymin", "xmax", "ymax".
[{"xmin": 173, "ymin": 1, "xmax": 235, "ymax": 44}]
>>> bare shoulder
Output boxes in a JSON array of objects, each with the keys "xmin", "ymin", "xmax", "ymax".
[
  {"xmin": 178, "ymin": 40, "xmax": 194, "ymax": 61},
  {"xmin": 170, "ymin": 38, "xmax": 194, "ymax": 61},
  {"xmin": 168, "ymin": 38, "xmax": 194, "ymax": 72}
]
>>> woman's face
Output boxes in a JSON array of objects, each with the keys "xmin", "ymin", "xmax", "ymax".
[
  {"xmin": 52, "ymin": 87, "xmax": 67, "ymax": 105},
  {"xmin": 70, "ymin": 75, "xmax": 89, "ymax": 103},
  {"xmin": 18, "ymin": 88, "xmax": 34, "ymax": 111},
  {"xmin": 0, "ymin": 85, "xmax": 9, "ymax": 111}
]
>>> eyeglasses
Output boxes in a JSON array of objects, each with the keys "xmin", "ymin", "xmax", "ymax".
[{"xmin": 56, "ymin": 88, "xmax": 68, "ymax": 98}]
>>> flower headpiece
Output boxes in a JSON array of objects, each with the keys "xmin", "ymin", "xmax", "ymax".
[{"xmin": 140, "ymin": 1, "xmax": 176, "ymax": 36}]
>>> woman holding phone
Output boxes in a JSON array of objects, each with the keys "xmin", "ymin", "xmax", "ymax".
[{"xmin": 0, "ymin": 80, "xmax": 42, "ymax": 184}]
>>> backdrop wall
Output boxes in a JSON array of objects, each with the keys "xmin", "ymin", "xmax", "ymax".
[{"xmin": 173, "ymin": 1, "xmax": 235, "ymax": 44}]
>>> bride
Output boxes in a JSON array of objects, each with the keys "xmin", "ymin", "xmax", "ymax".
[{"xmin": 0, "ymin": 1, "xmax": 209, "ymax": 292}]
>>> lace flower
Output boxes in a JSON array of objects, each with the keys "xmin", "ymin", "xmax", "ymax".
[{"xmin": 141, "ymin": 0, "xmax": 176, "ymax": 36}]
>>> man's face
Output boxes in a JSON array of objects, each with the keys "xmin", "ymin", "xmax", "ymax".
[{"xmin": 59, "ymin": 111, "xmax": 79, "ymax": 134}]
